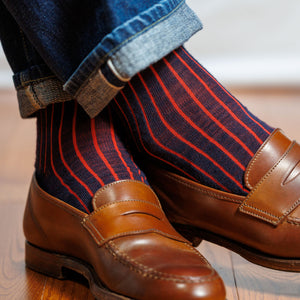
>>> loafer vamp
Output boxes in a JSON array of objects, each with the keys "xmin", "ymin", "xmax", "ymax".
[{"xmin": 148, "ymin": 173, "xmax": 300, "ymax": 258}]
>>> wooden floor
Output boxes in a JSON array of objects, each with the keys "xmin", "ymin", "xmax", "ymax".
[{"xmin": 1, "ymin": 88, "xmax": 300, "ymax": 299}]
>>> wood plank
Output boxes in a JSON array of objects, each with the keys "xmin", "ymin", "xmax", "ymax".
[
  {"xmin": 0, "ymin": 202, "xmax": 46, "ymax": 299},
  {"xmin": 201, "ymin": 88, "xmax": 300, "ymax": 300},
  {"xmin": 230, "ymin": 88, "xmax": 300, "ymax": 141},
  {"xmin": 198, "ymin": 241, "xmax": 239, "ymax": 300},
  {"xmin": 0, "ymin": 90, "xmax": 35, "ymax": 186},
  {"xmin": 0, "ymin": 202, "xmax": 94, "ymax": 299},
  {"xmin": 231, "ymin": 252, "xmax": 300, "ymax": 300},
  {"xmin": 0, "ymin": 94, "xmax": 95, "ymax": 299},
  {"xmin": 1, "ymin": 88, "xmax": 300, "ymax": 299}
]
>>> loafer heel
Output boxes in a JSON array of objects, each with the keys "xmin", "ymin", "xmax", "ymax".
[
  {"xmin": 25, "ymin": 241, "xmax": 66, "ymax": 279},
  {"xmin": 25, "ymin": 241, "xmax": 135, "ymax": 300}
]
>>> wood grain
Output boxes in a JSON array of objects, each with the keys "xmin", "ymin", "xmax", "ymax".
[
  {"xmin": 231, "ymin": 252, "xmax": 300, "ymax": 300},
  {"xmin": 0, "ymin": 202, "xmax": 94, "ymax": 300},
  {"xmin": 198, "ymin": 241, "xmax": 239, "ymax": 300}
]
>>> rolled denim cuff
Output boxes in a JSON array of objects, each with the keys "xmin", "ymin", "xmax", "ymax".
[
  {"xmin": 14, "ymin": 65, "xmax": 72, "ymax": 118},
  {"xmin": 15, "ymin": 0, "xmax": 202, "ymax": 119},
  {"xmin": 64, "ymin": 0, "xmax": 202, "ymax": 118}
]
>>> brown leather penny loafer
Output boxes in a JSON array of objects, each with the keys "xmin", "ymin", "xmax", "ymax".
[
  {"xmin": 23, "ymin": 178, "xmax": 225, "ymax": 299},
  {"xmin": 145, "ymin": 129, "xmax": 300, "ymax": 272}
]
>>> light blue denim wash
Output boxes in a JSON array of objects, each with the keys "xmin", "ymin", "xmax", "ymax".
[{"xmin": 0, "ymin": 0, "xmax": 202, "ymax": 118}]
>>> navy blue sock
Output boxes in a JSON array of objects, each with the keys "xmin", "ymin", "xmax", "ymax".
[
  {"xmin": 35, "ymin": 101, "xmax": 148, "ymax": 213},
  {"xmin": 112, "ymin": 47, "xmax": 273, "ymax": 195}
]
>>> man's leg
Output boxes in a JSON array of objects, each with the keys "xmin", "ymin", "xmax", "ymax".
[
  {"xmin": 1, "ymin": 0, "xmax": 202, "ymax": 118},
  {"xmin": 111, "ymin": 46, "xmax": 300, "ymax": 272},
  {"xmin": 0, "ymin": 1, "xmax": 147, "ymax": 212}
]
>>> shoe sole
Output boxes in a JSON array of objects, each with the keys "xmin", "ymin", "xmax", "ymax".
[
  {"xmin": 174, "ymin": 224, "xmax": 300, "ymax": 272},
  {"xmin": 25, "ymin": 241, "xmax": 132, "ymax": 299}
]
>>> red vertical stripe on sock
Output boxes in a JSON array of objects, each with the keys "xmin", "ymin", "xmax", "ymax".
[
  {"xmin": 162, "ymin": 58, "xmax": 254, "ymax": 157},
  {"xmin": 180, "ymin": 47, "xmax": 271, "ymax": 135},
  {"xmin": 113, "ymin": 98, "xmax": 141, "ymax": 152},
  {"xmin": 72, "ymin": 102, "xmax": 105, "ymax": 186},
  {"xmin": 50, "ymin": 105, "xmax": 90, "ymax": 213},
  {"xmin": 108, "ymin": 108, "xmax": 134, "ymax": 180},
  {"xmin": 58, "ymin": 103, "xmax": 94, "ymax": 197},
  {"xmin": 91, "ymin": 118, "xmax": 119, "ymax": 181},
  {"xmin": 43, "ymin": 109, "xmax": 47, "ymax": 174},
  {"xmin": 131, "ymin": 153, "xmax": 146, "ymax": 182},
  {"xmin": 38, "ymin": 110, "xmax": 43, "ymax": 170}
]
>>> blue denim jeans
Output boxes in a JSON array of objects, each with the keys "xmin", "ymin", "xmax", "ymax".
[{"xmin": 0, "ymin": 0, "xmax": 202, "ymax": 118}]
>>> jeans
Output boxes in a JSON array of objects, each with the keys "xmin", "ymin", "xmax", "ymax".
[{"xmin": 0, "ymin": 0, "xmax": 202, "ymax": 118}]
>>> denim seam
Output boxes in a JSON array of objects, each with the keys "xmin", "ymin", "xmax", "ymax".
[
  {"xmin": 16, "ymin": 75, "xmax": 57, "ymax": 89},
  {"xmin": 30, "ymin": 85, "xmax": 43, "ymax": 107},
  {"xmin": 104, "ymin": 0, "xmax": 185, "ymax": 58},
  {"xmin": 73, "ymin": 0, "xmax": 185, "ymax": 97},
  {"xmin": 17, "ymin": 77, "xmax": 73, "ymax": 118},
  {"xmin": 19, "ymin": 28, "xmax": 31, "ymax": 64}
]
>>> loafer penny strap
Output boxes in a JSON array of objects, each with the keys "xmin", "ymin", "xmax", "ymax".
[
  {"xmin": 240, "ymin": 141, "xmax": 300, "ymax": 226},
  {"xmin": 83, "ymin": 200, "xmax": 189, "ymax": 246}
]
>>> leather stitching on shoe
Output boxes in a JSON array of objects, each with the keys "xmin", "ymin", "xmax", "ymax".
[
  {"xmin": 105, "ymin": 241, "xmax": 218, "ymax": 283},
  {"xmin": 162, "ymin": 172, "xmax": 243, "ymax": 204}
]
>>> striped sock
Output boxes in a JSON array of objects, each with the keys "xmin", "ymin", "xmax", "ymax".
[
  {"xmin": 35, "ymin": 100, "xmax": 147, "ymax": 213},
  {"xmin": 112, "ymin": 47, "xmax": 273, "ymax": 195}
]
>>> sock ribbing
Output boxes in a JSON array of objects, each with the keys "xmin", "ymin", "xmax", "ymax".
[
  {"xmin": 35, "ymin": 101, "xmax": 147, "ymax": 212},
  {"xmin": 112, "ymin": 47, "xmax": 273, "ymax": 195}
]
